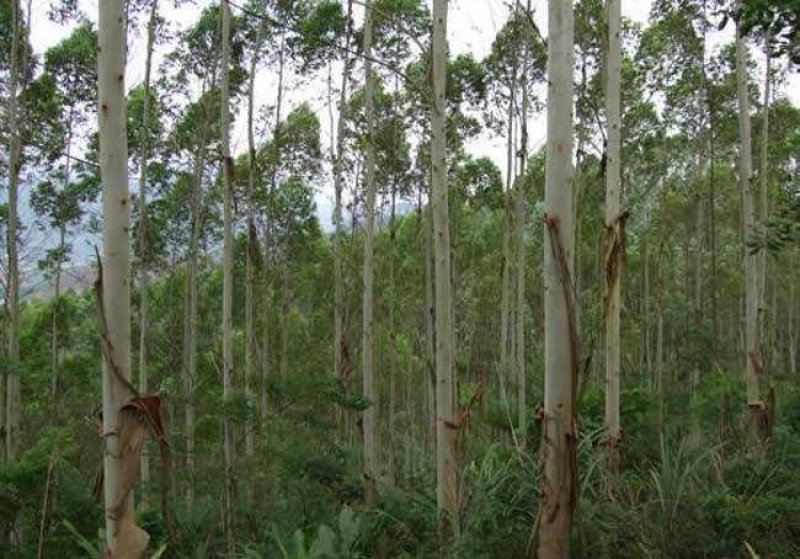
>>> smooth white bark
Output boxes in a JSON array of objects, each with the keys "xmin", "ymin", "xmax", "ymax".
[
  {"xmin": 538, "ymin": 0, "xmax": 576, "ymax": 555},
  {"xmin": 98, "ymin": 0, "xmax": 147, "ymax": 554}
]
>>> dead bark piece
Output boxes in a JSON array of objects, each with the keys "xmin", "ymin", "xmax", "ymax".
[
  {"xmin": 113, "ymin": 407, "xmax": 146, "ymax": 519},
  {"xmin": 602, "ymin": 211, "xmax": 628, "ymax": 317},
  {"xmin": 113, "ymin": 516, "xmax": 150, "ymax": 559}
]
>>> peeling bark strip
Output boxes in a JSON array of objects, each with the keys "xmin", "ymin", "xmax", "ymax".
[
  {"xmin": 95, "ymin": 256, "xmax": 172, "ymax": 557},
  {"xmin": 545, "ymin": 217, "xmax": 580, "ymax": 404},
  {"xmin": 602, "ymin": 212, "xmax": 628, "ymax": 317}
]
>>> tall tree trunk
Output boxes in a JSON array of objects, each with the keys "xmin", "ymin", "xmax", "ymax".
[
  {"xmin": 137, "ymin": 0, "xmax": 158, "ymax": 508},
  {"xmin": 656, "ymin": 292, "xmax": 664, "ymax": 431},
  {"xmin": 538, "ymin": 0, "xmax": 576, "ymax": 555},
  {"xmin": 4, "ymin": 0, "xmax": 24, "ymax": 464},
  {"xmin": 515, "ymin": 0, "xmax": 530, "ymax": 439},
  {"xmin": 500, "ymin": 81, "xmax": 515, "ymax": 406},
  {"xmin": 708, "ymin": 98, "xmax": 718, "ymax": 347},
  {"xmin": 758, "ymin": 33, "xmax": 770, "ymax": 367},
  {"xmin": 603, "ymin": 0, "xmax": 622, "ymax": 473},
  {"xmin": 220, "ymin": 0, "xmax": 236, "ymax": 551},
  {"xmin": 184, "ymin": 117, "xmax": 209, "ymax": 505},
  {"xmin": 98, "ymin": 0, "xmax": 148, "ymax": 554},
  {"xmin": 269, "ymin": 30, "xmax": 287, "ymax": 382},
  {"xmin": 431, "ymin": 0, "xmax": 458, "ymax": 530},
  {"xmin": 693, "ymin": 187, "xmax": 704, "ymax": 325},
  {"xmin": 361, "ymin": 0, "xmax": 378, "ymax": 508},
  {"xmin": 388, "ymin": 177, "xmax": 398, "ymax": 484},
  {"xmin": 245, "ymin": 0, "xmax": 265, "ymax": 473},
  {"xmin": 736, "ymin": 22, "xmax": 766, "ymax": 451},
  {"xmin": 333, "ymin": 0, "xmax": 354, "ymax": 434}
]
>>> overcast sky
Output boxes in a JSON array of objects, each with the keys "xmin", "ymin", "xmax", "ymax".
[{"xmin": 21, "ymin": 0, "xmax": 800, "ymax": 259}]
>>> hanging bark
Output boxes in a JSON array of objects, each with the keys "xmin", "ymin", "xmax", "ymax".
[
  {"xmin": 537, "ymin": 0, "xmax": 576, "ymax": 555},
  {"xmin": 220, "ymin": 0, "xmax": 236, "ymax": 551},
  {"xmin": 431, "ymin": 0, "xmax": 458, "ymax": 530},
  {"xmin": 97, "ymin": 0, "xmax": 148, "ymax": 553},
  {"xmin": 361, "ymin": 0, "xmax": 379, "ymax": 508},
  {"xmin": 736, "ymin": 21, "xmax": 768, "ymax": 451},
  {"xmin": 137, "ymin": 0, "xmax": 158, "ymax": 508}
]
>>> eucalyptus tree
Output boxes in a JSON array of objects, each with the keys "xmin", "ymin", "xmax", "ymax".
[
  {"xmin": 538, "ymin": 0, "xmax": 576, "ymax": 555},
  {"xmin": 325, "ymin": 0, "xmax": 353, "ymax": 426},
  {"xmin": 484, "ymin": 8, "xmax": 524, "ymax": 394},
  {"xmin": 241, "ymin": 0, "xmax": 267, "ymax": 460},
  {"xmin": 430, "ymin": 0, "xmax": 457, "ymax": 532},
  {"xmin": 736, "ymin": 17, "xmax": 767, "ymax": 451},
  {"xmin": 130, "ymin": 0, "xmax": 160, "ymax": 504},
  {"xmin": 603, "ymin": 0, "xmax": 623, "ymax": 471},
  {"xmin": 257, "ymin": 0, "xmax": 310, "ymax": 388},
  {"xmin": 369, "ymin": 0, "xmax": 426, "ymax": 479},
  {"xmin": 339, "ymin": 74, "xmax": 414, "ymax": 480},
  {"xmin": 512, "ymin": 0, "xmax": 545, "ymax": 438},
  {"xmin": 219, "ymin": 0, "xmax": 235, "ymax": 549},
  {"xmin": 3, "ymin": 0, "xmax": 32, "ymax": 463},
  {"xmin": 97, "ymin": 0, "xmax": 149, "ymax": 554},
  {"xmin": 161, "ymin": 3, "xmax": 245, "ymax": 500},
  {"xmin": 360, "ymin": 0, "xmax": 379, "ymax": 507}
]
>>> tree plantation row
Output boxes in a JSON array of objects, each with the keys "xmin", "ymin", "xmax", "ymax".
[{"xmin": 1, "ymin": 0, "xmax": 799, "ymax": 557}]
